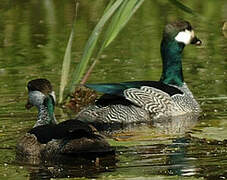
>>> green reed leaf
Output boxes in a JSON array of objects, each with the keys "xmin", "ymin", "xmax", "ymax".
[
  {"xmin": 168, "ymin": 0, "xmax": 198, "ymax": 16},
  {"xmin": 102, "ymin": 0, "xmax": 145, "ymax": 49},
  {"xmin": 58, "ymin": 2, "xmax": 79, "ymax": 104},
  {"xmin": 68, "ymin": 0, "xmax": 124, "ymax": 94},
  {"xmin": 80, "ymin": 0, "xmax": 145, "ymax": 85}
]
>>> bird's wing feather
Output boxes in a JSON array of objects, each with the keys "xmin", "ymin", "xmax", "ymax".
[
  {"xmin": 86, "ymin": 81, "xmax": 183, "ymax": 97},
  {"xmin": 124, "ymin": 86, "xmax": 173, "ymax": 116}
]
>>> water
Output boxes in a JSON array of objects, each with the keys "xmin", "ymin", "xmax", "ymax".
[{"xmin": 0, "ymin": 0, "xmax": 227, "ymax": 179}]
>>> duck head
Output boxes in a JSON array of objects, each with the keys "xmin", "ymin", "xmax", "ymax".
[
  {"xmin": 160, "ymin": 20, "xmax": 201, "ymax": 86},
  {"xmin": 26, "ymin": 79, "xmax": 57, "ymax": 127},
  {"xmin": 25, "ymin": 78, "xmax": 55, "ymax": 109},
  {"xmin": 163, "ymin": 20, "xmax": 201, "ymax": 45}
]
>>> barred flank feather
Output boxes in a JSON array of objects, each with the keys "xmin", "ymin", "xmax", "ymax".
[
  {"xmin": 171, "ymin": 83, "xmax": 201, "ymax": 115},
  {"xmin": 77, "ymin": 83, "xmax": 200, "ymax": 129},
  {"xmin": 77, "ymin": 104, "xmax": 149, "ymax": 127},
  {"xmin": 124, "ymin": 86, "xmax": 173, "ymax": 117}
]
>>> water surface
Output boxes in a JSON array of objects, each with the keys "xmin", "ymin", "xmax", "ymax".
[{"xmin": 0, "ymin": 0, "xmax": 227, "ymax": 179}]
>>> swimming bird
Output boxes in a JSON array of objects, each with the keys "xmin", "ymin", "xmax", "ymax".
[
  {"xmin": 76, "ymin": 20, "xmax": 202, "ymax": 129},
  {"xmin": 16, "ymin": 79, "xmax": 113, "ymax": 164}
]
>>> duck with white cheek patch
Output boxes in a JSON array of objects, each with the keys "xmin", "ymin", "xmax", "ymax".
[
  {"xmin": 16, "ymin": 79, "xmax": 114, "ymax": 164},
  {"xmin": 75, "ymin": 20, "xmax": 202, "ymax": 130}
]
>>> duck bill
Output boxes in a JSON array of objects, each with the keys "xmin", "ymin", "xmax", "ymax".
[
  {"xmin": 25, "ymin": 101, "xmax": 33, "ymax": 109},
  {"xmin": 191, "ymin": 36, "xmax": 202, "ymax": 45}
]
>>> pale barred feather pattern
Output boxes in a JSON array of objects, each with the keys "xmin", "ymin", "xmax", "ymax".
[
  {"xmin": 76, "ymin": 104, "xmax": 150, "ymax": 124},
  {"xmin": 77, "ymin": 83, "xmax": 200, "ymax": 125},
  {"xmin": 124, "ymin": 86, "xmax": 173, "ymax": 117},
  {"xmin": 171, "ymin": 83, "xmax": 201, "ymax": 114},
  {"xmin": 105, "ymin": 105, "xmax": 149, "ymax": 123}
]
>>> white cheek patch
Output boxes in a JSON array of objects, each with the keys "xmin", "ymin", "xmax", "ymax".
[
  {"xmin": 175, "ymin": 29, "xmax": 194, "ymax": 45},
  {"xmin": 50, "ymin": 91, "xmax": 56, "ymax": 103},
  {"xmin": 28, "ymin": 91, "xmax": 46, "ymax": 107}
]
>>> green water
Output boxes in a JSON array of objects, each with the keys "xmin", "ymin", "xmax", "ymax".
[{"xmin": 0, "ymin": 0, "xmax": 227, "ymax": 179}]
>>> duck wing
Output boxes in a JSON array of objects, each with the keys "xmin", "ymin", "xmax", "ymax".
[
  {"xmin": 86, "ymin": 81, "xmax": 183, "ymax": 96},
  {"xmin": 124, "ymin": 86, "xmax": 173, "ymax": 116},
  {"xmin": 86, "ymin": 81, "xmax": 183, "ymax": 107},
  {"xmin": 28, "ymin": 120, "xmax": 99, "ymax": 144}
]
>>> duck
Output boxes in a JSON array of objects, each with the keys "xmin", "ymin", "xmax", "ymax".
[
  {"xmin": 76, "ymin": 20, "xmax": 202, "ymax": 129},
  {"xmin": 16, "ymin": 79, "xmax": 114, "ymax": 164}
]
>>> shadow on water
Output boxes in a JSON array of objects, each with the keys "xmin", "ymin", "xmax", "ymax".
[{"xmin": 15, "ymin": 154, "xmax": 117, "ymax": 179}]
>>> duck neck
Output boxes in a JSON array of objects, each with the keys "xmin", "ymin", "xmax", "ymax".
[
  {"xmin": 35, "ymin": 96, "xmax": 57, "ymax": 127},
  {"xmin": 160, "ymin": 39, "xmax": 185, "ymax": 87}
]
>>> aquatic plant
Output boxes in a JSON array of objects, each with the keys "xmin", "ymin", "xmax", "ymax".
[
  {"xmin": 58, "ymin": 0, "xmax": 145, "ymax": 103},
  {"xmin": 59, "ymin": 2, "xmax": 79, "ymax": 103}
]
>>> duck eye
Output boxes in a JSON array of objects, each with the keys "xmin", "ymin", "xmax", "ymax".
[
  {"xmin": 180, "ymin": 28, "xmax": 186, "ymax": 32},
  {"xmin": 187, "ymin": 25, "xmax": 192, "ymax": 31}
]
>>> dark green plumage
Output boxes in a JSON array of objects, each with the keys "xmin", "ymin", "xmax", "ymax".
[
  {"xmin": 43, "ymin": 96, "xmax": 56, "ymax": 124},
  {"xmin": 160, "ymin": 39, "xmax": 185, "ymax": 86}
]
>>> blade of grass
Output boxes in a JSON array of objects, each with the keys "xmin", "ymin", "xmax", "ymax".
[
  {"xmin": 103, "ymin": 0, "xmax": 145, "ymax": 48},
  {"xmin": 59, "ymin": 1, "xmax": 79, "ymax": 104},
  {"xmin": 103, "ymin": 0, "xmax": 116, "ymax": 14},
  {"xmin": 80, "ymin": 0, "xmax": 145, "ymax": 84},
  {"xmin": 68, "ymin": 0, "xmax": 124, "ymax": 94},
  {"xmin": 168, "ymin": 0, "xmax": 199, "ymax": 16}
]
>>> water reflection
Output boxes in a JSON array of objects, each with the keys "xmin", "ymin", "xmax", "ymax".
[
  {"xmin": 153, "ymin": 113, "xmax": 199, "ymax": 134},
  {"xmin": 22, "ymin": 154, "xmax": 116, "ymax": 180},
  {"xmin": 167, "ymin": 137, "xmax": 198, "ymax": 176},
  {"xmin": 103, "ymin": 113, "xmax": 199, "ymax": 136},
  {"xmin": 114, "ymin": 134, "xmax": 227, "ymax": 179}
]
